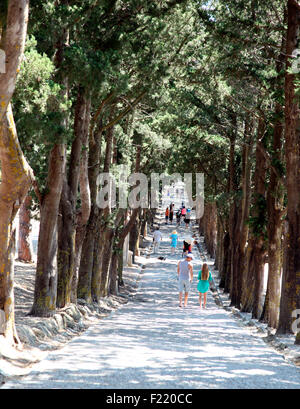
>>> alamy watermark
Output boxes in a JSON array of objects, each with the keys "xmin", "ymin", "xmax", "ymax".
[
  {"xmin": 291, "ymin": 48, "xmax": 300, "ymax": 74},
  {"xmin": 292, "ymin": 309, "xmax": 300, "ymax": 335},
  {"xmin": 96, "ymin": 166, "xmax": 204, "ymax": 218}
]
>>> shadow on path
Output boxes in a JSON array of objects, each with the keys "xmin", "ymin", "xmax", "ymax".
[{"xmin": 3, "ymin": 222, "xmax": 300, "ymax": 389}]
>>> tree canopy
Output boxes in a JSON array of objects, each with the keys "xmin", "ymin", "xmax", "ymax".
[{"xmin": 0, "ymin": 0, "xmax": 300, "ymax": 345}]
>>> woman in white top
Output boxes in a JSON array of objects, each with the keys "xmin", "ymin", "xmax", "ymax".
[{"xmin": 153, "ymin": 227, "xmax": 162, "ymax": 254}]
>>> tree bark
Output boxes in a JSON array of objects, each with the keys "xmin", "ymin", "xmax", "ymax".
[
  {"xmin": 204, "ymin": 202, "xmax": 217, "ymax": 258},
  {"xmin": 99, "ymin": 228, "xmax": 115, "ymax": 297},
  {"xmin": 30, "ymin": 143, "xmax": 66, "ymax": 317},
  {"xmin": 91, "ymin": 109, "xmax": 116, "ymax": 300},
  {"xmin": 0, "ymin": 0, "xmax": 29, "ymax": 122},
  {"xmin": 215, "ymin": 214, "xmax": 224, "ymax": 272},
  {"xmin": 251, "ymin": 120, "xmax": 267, "ymax": 319},
  {"xmin": 241, "ymin": 119, "xmax": 267, "ymax": 317},
  {"xmin": 77, "ymin": 127, "xmax": 102, "ymax": 302},
  {"xmin": 219, "ymin": 231, "xmax": 230, "ymax": 291},
  {"xmin": 110, "ymin": 208, "xmax": 139, "ymax": 292},
  {"xmin": 71, "ymin": 96, "xmax": 91, "ymax": 303},
  {"xmin": 227, "ymin": 128, "xmax": 241, "ymax": 307},
  {"xmin": 79, "ymin": 103, "xmax": 115, "ymax": 302},
  {"xmin": 0, "ymin": 0, "xmax": 31, "ymax": 343},
  {"xmin": 0, "ymin": 107, "xmax": 33, "ymax": 342},
  {"xmin": 109, "ymin": 248, "xmax": 119, "ymax": 295},
  {"xmin": 277, "ymin": 0, "xmax": 300, "ymax": 336},
  {"xmin": 260, "ymin": 17, "xmax": 286, "ymax": 329},
  {"xmin": 241, "ymin": 242, "xmax": 256, "ymax": 312},
  {"xmin": 231, "ymin": 118, "xmax": 253, "ymax": 309},
  {"xmin": 57, "ymin": 88, "xmax": 90, "ymax": 308},
  {"xmin": 261, "ymin": 111, "xmax": 284, "ymax": 327},
  {"xmin": 77, "ymin": 209, "xmax": 98, "ymax": 302},
  {"xmin": 17, "ymin": 194, "xmax": 33, "ymax": 263},
  {"xmin": 30, "ymin": 10, "xmax": 69, "ymax": 316}
]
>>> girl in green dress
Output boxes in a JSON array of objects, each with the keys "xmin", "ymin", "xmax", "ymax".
[{"xmin": 197, "ymin": 263, "xmax": 212, "ymax": 308}]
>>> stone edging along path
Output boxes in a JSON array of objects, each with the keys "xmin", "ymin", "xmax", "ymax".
[
  {"xmin": 1, "ymin": 223, "xmax": 300, "ymax": 385},
  {"xmin": 0, "ymin": 243, "xmax": 152, "ymax": 382},
  {"xmin": 192, "ymin": 228, "xmax": 300, "ymax": 368}
]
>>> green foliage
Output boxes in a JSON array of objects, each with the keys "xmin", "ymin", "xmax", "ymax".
[
  {"xmin": 11, "ymin": 0, "xmax": 287, "ymax": 228},
  {"xmin": 13, "ymin": 36, "xmax": 67, "ymax": 198},
  {"xmin": 247, "ymin": 193, "xmax": 268, "ymax": 239}
]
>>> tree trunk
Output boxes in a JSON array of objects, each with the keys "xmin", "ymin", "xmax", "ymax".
[
  {"xmin": 17, "ymin": 194, "xmax": 33, "ymax": 263},
  {"xmin": 30, "ymin": 144, "xmax": 66, "ymax": 317},
  {"xmin": 227, "ymin": 130, "xmax": 241, "ymax": 308},
  {"xmin": 252, "ymin": 238, "xmax": 266, "ymax": 319},
  {"xmin": 57, "ymin": 88, "xmax": 90, "ymax": 308},
  {"xmin": 0, "ymin": 0, "xmax": 29, "ymax": 122},
  {"xmin": 90, "ymin": 110, "xmax": 115, "ymax": 300},
  {"xmin": 129, "ymin": 217, "xmax": 139, "ymax": 263},
  {"xmin": 0, "ymin": 0, "xmax": 31, "ymax": 343},
  {"xmin": 56, "ymin": 179, "xmax": 76, "ymax": 308},
  {"xmin": 260, "ymin": 17, "xmax": 286, "ymax": 329},
  {"xmin": 98, "ymin": 208, "xmax": 127, "ymax": 298},
  {"xmin": 219, "ymin": 231, "xmax": 230, "ymax": 291},
  {"xmin": 229, "ymin": 200, "xmax": 240, "ymax": 307},
  {"xmin": 77, "ymin": 125, "xmax": 102, "ymax": 302},
  {"xmin": 117, "ymin": 208, "xmax": 139, "ymax": 285},
  {"xmin": 30, "ymin": 17, "xmax": 69, "ymax": 316},
  {"xmin": 260, "ymin": 113, "xmax": 284, "ymax": 327},
  {"xmin": 77, "ymin": 209, "xmax": 98, "ymax": 302},
  {"xmin": 231, "ymin": 119, "xmax": 253, "ymax": 309},
  {"xmin": 109, "ymin": 208, "xmax": 139, "ymax": 294},
  {"xmin": 109, "ymin": 248, "xmax": 119, "ymax": 295},
  {"xmin": 99, "ymin": 228, "xmax": 115, "ymax": 297},
  {"xmin": 241, "ymin": 241, "xmax": 256, "ymax": 312},
  {"xmin": 204, "ymin": 202, "xmax": 217, "ymax": 258},
  {"xmin": 0, "ymin": 107, "xmax": 32, "ymax": 343},
  {"xmin": 240, "ymin": 119, "xmax": 267, "ymax": 317},
  {"xmin": 277, "ymin": 0, "xmax": 300, "ymax": 335},
  {"xmin": 215, "ymin": 214, "xmax": 224, "ymax": 271},
  {"xmin": 71, "ymin": 97, "xmax": 91, "ymax": 302},
  {"xmin": 251, "ymin": 121, "xmax": 267, "ymax": 319},
  {"xmin": 89, "ymin": 217, "xmax": 104, "ymax": 302}
]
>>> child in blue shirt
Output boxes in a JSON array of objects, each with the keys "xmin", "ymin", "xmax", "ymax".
[{"xmin": 170, "ymin": 230, "xmax": 178, "ymax": 254}]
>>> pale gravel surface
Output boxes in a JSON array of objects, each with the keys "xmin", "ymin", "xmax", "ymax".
[{"xmin": 3, "ymin": 223, "xmax": 300, "ymax": 389}]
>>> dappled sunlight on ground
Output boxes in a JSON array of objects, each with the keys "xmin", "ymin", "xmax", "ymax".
[{"xmin": 3, "ymin": 221, "xmax": 300, "ymax": 389}]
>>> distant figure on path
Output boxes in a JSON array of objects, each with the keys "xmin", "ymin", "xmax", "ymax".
[
  {"xmin": 182, "ymin": 239, "xmax": 192, "ymax": 256},
  {"xmin": 153, "ymin": 227, "xmax": 162, "ymax": 254},
  {"xmin": 169, "ymin": 205, "xmax": 174, "ymax": 224},
  {"xmin": 165, "ymin": 207, "xmax": 169, "ymax": 224},
  {"xmin": 177, "ymin": 253, "xmax": 193, "ymax": 307},
  {"xmin": 184, "ymin": 208, "xmax": 191, "ymax": 229},
  {"xmin": 170, "ymin": 230, "xmax": 178, "ymax": 254},
  {"xmin": 197, "ymin": 263, "xmax": 212, "ymax": 309}
]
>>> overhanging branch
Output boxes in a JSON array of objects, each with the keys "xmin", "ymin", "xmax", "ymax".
[{"xmin": 99, "ymin": 90, "xmax": 146, "ymax": 133}]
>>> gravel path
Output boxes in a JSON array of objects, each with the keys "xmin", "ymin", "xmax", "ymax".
[{"xmin": 3, "ymin": 223, "xmax": 300, "ymax": 389}]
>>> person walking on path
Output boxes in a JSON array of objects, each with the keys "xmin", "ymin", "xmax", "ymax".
[
  {"xmin": 169, "ymin": 205, "xmax": 174, "ymax": 224},
  {"xmin": 182, "ymin": 239, "xmax": 192, "ymax": 256},
  {"xmin": 184, "ymin": 208, "xmax": 191, "ymax": 229},
  {"xmin": 177, "ymin": 253, "xmax": 193, "ymax": 307},
  {"xmin": 169, "ymin": 230, "xmax": 178, "ymax": 254},
  {"xmin": 165, "ymin": 207, "xmax": 169, "ymax": 224},
  {"xmin": 181, "ymin": 206, "xmax": 186, "ymax": 219},
  {"xmin": 153, "ymin": 227, "xmax": 162, "ymax": 254},
  {"xmin": 197, "ymin": 263, "xmax": 212, "ymax": 309}
]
